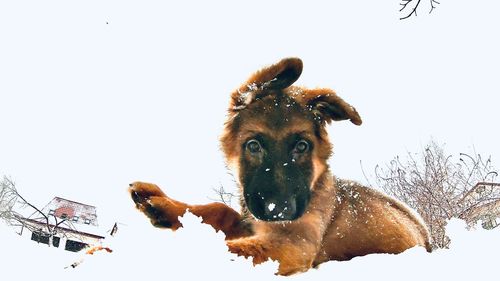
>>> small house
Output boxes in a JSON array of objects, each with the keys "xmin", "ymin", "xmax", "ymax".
[
  {"xmin": 461, "ymin": 182, "xmax": 500, "ymax": 229},
  {"xmin": 18, "ymin": 197, "xmax": 106, "ymax": 252}
]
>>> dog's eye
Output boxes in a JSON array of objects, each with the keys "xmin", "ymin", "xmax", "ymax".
[
  {"xmin": 295, "ymin": 140, "xmax": 309, "ymax": 153},
  {"xmin": 246, "ymin": 139, "xmax": 262, "ymax": 154}
]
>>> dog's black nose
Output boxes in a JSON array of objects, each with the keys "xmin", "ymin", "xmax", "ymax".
[{"xmin": 131, "ymin": 191, "xmax": 138, "ymax": 200}]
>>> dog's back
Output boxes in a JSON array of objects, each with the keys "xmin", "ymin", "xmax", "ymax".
[{"xmin": 314, "ymin": 179, "xmax": 431, "ymax": 265}]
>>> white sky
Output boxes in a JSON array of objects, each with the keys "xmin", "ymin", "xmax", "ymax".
[{"xmin": 1, "ymin": 0, "xmax": 499, "ymax": 229}]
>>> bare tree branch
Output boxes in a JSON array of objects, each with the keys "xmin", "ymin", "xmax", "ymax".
[
  {"xmin": 400, "ymin": 0, "xmax": 440, "ymax": 20},
  {"xmin": 0, "ymin": 176, "xmax": 77, "ymax": 246},
  {"xmin": 400, "ymin": 0, "xmax": 421, "ymax": 20},
  {"xmin": 430, "ymin": 0, "xmax": 440, "ymax": 14},
  {"xmin": 210, "ymin": 185, "xmax": 237, "ymax": 206},
  {"xmin": 360, "ymin": 160, "xmax": 374, "ymax": 188}
]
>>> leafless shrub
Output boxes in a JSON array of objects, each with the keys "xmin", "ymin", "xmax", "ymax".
[{"xmin": 374, "ymin": 141, "xmax": 499, "ymax": 249}]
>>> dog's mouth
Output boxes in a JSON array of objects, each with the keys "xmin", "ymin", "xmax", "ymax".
[{"xmin": 245, "ymin": 191, "xmax": 310, "ymax": 222}]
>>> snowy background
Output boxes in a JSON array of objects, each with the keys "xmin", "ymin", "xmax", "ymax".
[
  {"xmin": 1, "ymin": 0, "xmax": 499, "ymax": 279},
  {"xmin": 1, "ymin": 213, "xmax": 499, "ymax": 280}
]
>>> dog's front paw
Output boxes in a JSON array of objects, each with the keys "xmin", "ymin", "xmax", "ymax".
[
  {"xmin": 226, "ymin": 237, "xmax": 271, "ymax": 265},
  {"xmin": 128, "ymin": 182, "xmax": 186, "ymax": 230},
  {"xmin": 129, "ymin": 181, "xmax": 166, "ymax": 203}
]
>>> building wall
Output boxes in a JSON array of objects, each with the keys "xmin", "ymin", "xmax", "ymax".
[{"xmin": 20, "ymin": 222, "xmax": 103, "ymax": 252}]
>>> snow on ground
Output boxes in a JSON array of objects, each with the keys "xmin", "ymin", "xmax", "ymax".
[{"xmin": 2, "ymin": 207, "xmax": 498, "ymax": 280}]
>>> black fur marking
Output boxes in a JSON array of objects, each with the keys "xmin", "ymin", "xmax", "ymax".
[{"xmin": 240, "ymin": 134, "xmax": 312, "ymax": 221}]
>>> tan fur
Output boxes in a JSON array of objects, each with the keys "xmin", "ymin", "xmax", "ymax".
[{"xmin": 129, "ymin": 58, "xmax": 431, "ymax": 276}]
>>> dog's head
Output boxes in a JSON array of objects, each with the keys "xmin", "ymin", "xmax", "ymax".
[{"xmin": 221, "ymin": 58, "xmax": 362, "ymax": 222}]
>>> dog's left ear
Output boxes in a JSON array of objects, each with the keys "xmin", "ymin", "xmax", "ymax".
[
  {"xmin": 304, "ymin": 89, "xmax": 362, "ymax": 126},
  {"xmin": 231, "ymin": 58, "xmax": 303, "ymax": 110},
  {"xmin": 244, "ymin": 57, "xmax": 303, "ymax": 91}
]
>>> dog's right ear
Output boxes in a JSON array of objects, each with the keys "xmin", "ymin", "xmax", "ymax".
[
  {"xmin": 230, "ymin": 58, "xmax": 303, "ymax": 110},
  {"xmin": 298, "ymin": 88, "xmax": 362, "ymax": 126}
]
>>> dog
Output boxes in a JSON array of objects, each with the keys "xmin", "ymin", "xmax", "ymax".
[{"xmin": 129, "ymin": 57, "xmax": 431, "ymax": 276}]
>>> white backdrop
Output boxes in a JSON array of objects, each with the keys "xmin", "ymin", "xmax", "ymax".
[{"xmin": 1, "ymin": 0, "xmax": 499, "ymax": 279}]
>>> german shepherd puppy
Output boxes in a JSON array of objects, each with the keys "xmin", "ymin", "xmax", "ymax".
[{"xmin": 129, "ymin": 58, "xmax": 431, "ymax": 275}]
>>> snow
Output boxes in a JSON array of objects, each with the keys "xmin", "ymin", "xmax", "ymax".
[
  {"xmin": 268, "ymin": 203, "xmax": 276, "ymax": 212},
  {"xmin": 2, "ymin": 211, "xmax": 499, "ymax": 280}
]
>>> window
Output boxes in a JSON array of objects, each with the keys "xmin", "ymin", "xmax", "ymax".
[
  {"xmin": 84, "ymin": 219, "xmax": 91, "ymax": 225},
  {"xmin": 65, "ymin": 240, "xmax": 88, "ymax": 252},
  {"xmin": 31, "ymin": 232, "xmax": 59, "ymax": 247},
  {"xmin": 31, "ymin": 231, "xmax": 49, "ymax": 245},
  {"xmin": 72, "ymin": 216, "xmax": 79, "ymax": 222},
  {"xmin": 52, "ymin": 236, "xmax": 60, "ymax": 247},
  {"xmin": 48, "ymin": 209, "xmax": 55, "ymax": 216},
  {"xmin": 61, "ymin": 213, "xmax": 68, "ymax": 219},
  {"xmin": 482, "ymin": 216, "xmax": 499, "ymax": 230},
  {"xmin": 475, "ymin": 185, "xmax": 486, "ymax": 194}
]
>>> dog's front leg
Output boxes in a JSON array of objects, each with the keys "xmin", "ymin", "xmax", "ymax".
[
  {"xmin": 226, "ymin": 233, "xmax": 319, "ymax": 276},
  {"xmin": 129, "ymin": 182, "xmax": 251, "ymax": 239}
]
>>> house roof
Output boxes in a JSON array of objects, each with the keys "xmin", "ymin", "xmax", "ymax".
[
  {"xmin": 460, "ymin": 182, "xmax": 500, "ymax": 202},
  {"xmin": 53, "ymin": 196, "xmax": 96, "ymax": 209},
  {"xmin": 29, "ymin": 197, "xmax": 99, "ymax": 227}
]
